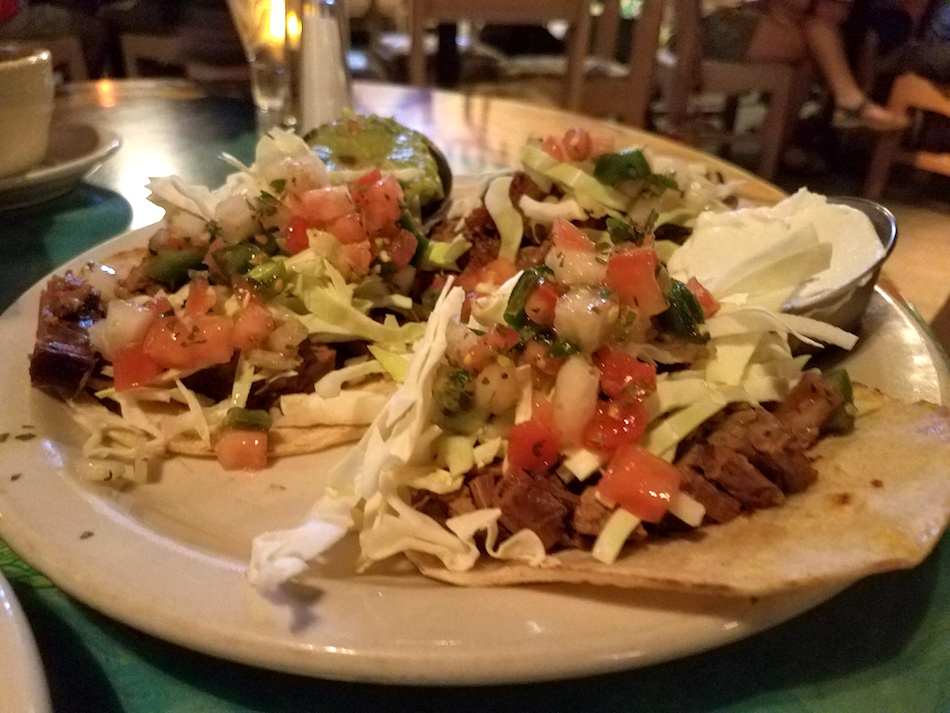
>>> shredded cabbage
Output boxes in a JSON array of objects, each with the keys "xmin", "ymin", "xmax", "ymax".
[
  {"xmin": 248, "ymin": 284, "xmax": 465, "ymax": 591},
  {"xmin": 484, "ymin": 176, "xmax": 524, "ymax": 263}
]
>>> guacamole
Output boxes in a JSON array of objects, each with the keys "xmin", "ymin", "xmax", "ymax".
[{"xmin": 306, "ymin": 113, "xmax": 446, "ymax": 211}]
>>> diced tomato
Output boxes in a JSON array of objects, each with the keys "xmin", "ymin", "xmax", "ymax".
[
  {"xmin": 583, "ymin": 398, "xmax": 649, "ymax": 452},
  {"xmin": 562, "ymin": 128, "xmax": 591, "ymax": 161},
  {"xmin": 293, "ymin": 186, "xmax": 353, "ymax": 225},
  {"xmin": 460, "ymin": 325, "xmax": 521, "ymax": 373},
  {"xmin": 524, "ymin": 282, "xmax": 559, "ymax": 327},
  {"xmin": 531, "ymin": 391, "xmax": 556, "ymax": 426},
  {"xmin": 285, "ymin": 216, "xmax": 311, "ymax": 254},
  {"xmin": 232, "ymin": 302, "xmax": 275, "ymax": 351},
  {"xmin": 215, "ymin": 429, "xmax": 268, "ymax": 471},
  {"xmin": 686, "ymin": 277, "xmax": 720, "ymax": 318},
  {"xmin": 551, "ymin": 218, "xmax": 595, "ymax": 253},
  {"xmin": 183, "ymin": 279, "xmax": 217, "ymax": 318},
  {"xmin": 456, "ymin": 257, "xmax": 519, "ymax": 294},
  {"xmin": 485, "ymin": 325, "xmax": 521, "ymax": 351},
  {"xmin": 326, "ymin": 213, "xmax": 369, "ymax": 245},
  {"xmin": 597, "ymin": 443, "xmax": 682, "ymax": 523},
  {"xmin": 508, "ymin": 419, "xmax": 561, "ymax": 473},
  {"xmin": 521, "ymin": 339, "xmax": 564, "ymax": 377},
  {"xmin": 605, "ymin": 248, "xmax": 668, "ymax": 317},
  {"xmin": 541, "ymin": 136, "xmax": 565, "ymax": 161},
  {"xmin": 386, "ymin": 228, "xmax": 418, "ymax": 269},
  {"xmin": 594, "ymin": 345, "xmax": 657, "ymax": 401},
  {"xmin": 352, "ymin": 170, "xmax": 404, "ymax": 236},
  {"xmin": 112, "ymin": 342, "xmax": 164, "ymax": 390},
  {"xmin": 340, "ymin": 241, "xmax": 373, "ymax": 278},
  {"xmin": 145, "ymin": 296, "xmax": 174, "ymax": 316},
  {"xmin": 143, "ymin": 315, "xmax": 234, "ymax": 370}
]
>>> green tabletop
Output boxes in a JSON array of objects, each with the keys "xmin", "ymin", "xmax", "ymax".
[{"xmin": 1, "ymin": 79, "xmax": 948, "ymax": 713}]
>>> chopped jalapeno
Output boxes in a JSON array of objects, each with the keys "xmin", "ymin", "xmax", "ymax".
[
  {"xmin": 224, "ymin": 407, "xmax": 272, "ymax": 432},
  {"xmin": 549, "ymin": 339, "xmax": 580, "ymax": 359},
  {"xmin": 143, "ymin": 248, "xmax": 207, "ymax": 290},
  {"xmin": 593, "ymin": 149, "xmax": 653, "ymax": 185},
  {"xmin": 504, "ymin": 265, "xmax": 553, "ymax": 329},
  {"xmin": 212, "ymin": 243, "xmax": 267, "ymax": 278},
  {"xmin": 658, "ymin": 279, "xmax": 707, "ymax": 343},
  {"xmin": 399, "ymin": 204, "xmax": 429, "ymax": 262},
  {"xmin": 823, "ymin": 369, "xmax": 857, "ymax": 434}
]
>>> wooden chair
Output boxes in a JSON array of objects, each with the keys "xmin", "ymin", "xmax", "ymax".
[
  {"xmin": 407, "ymin": 0, "xmax": 593, "ymax": 110},
  {"xmin": 864, "ymin": 72, "xmax": 950, "ymax": 199},
  {"xmin": 658, "ymin": 0, "xmax": 808, "ymax": 180},
  {"xmin": 120, "ymin": 33, "xmax": 184, "ymax": 77},
  {"xmin": 580, "ymin": 0, "xmax": 667, "ymax": 126}
]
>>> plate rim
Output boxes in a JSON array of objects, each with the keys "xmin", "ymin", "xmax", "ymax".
[
  {"xmin": 0, "ymin": 569, "xmax": 53, "ymax": 713},
  {"xmin": 0, "ymin": 122, "xmax": 122, "ymax": 204}
]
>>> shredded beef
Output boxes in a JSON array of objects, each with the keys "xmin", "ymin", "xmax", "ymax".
[
  {"xmin": 517, "ymin": 240, "xmax": 552, "ymax": 269},
  {"xmin": 246, "ymin": 339, "xmax": 337, "ymax": 410},
  {"xmin": 681, "ymin": 444, "xmax": 785, "ymax": 509},
  {"xmin": 508, "ymin": 171, "xmax": 547, "ymax": 205},
  {"xmin": 456, "ymin": 207, "xmax": 500, "ymax": 274},
  {"xmin": 494, "ymin": 467, "xmax": 577, "ymax": 550},
  {"xmin": 469, "ymin": 465, "xmax": 501, "ymax": 510},
  {"xmin": 571, "ymin": 488, "xmax": 613, "ymax": 536},
  {"xmin": 676, "ymin": 453, "xmax": 743, "ymax": 523},
  {"xmin": 707, "ymin": 405, "xmax": 818, "ymax": 493},
  {"xmin": 30, "ymin": 273, "xmax": 104, "ymax": 399},
  {"xmin": 181, "ymin": 356, "xmax": 238, "ymax": 403},
  {"xmin": 772, "ymin": 372, "xmax": 845, "ymax": 450},
  {"xmin": 423, "ymin": 373, "xmax": 845, "ymax": 554}
]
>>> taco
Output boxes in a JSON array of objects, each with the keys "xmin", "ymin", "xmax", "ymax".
[
  {"xmin": 29, "ymin": 122, "xmax": 448, "ymax": 476},
  {"xmin": 247, "ymin": 190, "xmax": 950, "ymax": 596}
]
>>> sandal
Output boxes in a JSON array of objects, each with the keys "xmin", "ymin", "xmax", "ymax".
[{"xmin": 833, "ymin": 98, "xmax": 909, "ymax": 132}]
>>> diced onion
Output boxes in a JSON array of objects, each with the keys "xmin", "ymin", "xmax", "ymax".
[
  {"xmin": 591, "ymin": 508, "xmax": 641, "ymax": 564},
  {"xmin": 553, "ymin": 287, "xmax": 619, "ymax": 353},
  {"xmin": 552, "ymin": 355, "xmax": 600, "ymax": 446},
  {"xmin": 545, "ymin": 248, "xmax": 608, "ymax": 287},
  {"xmin": 668, "ymin": 491, "xmax": 706, "ymax": 527}
]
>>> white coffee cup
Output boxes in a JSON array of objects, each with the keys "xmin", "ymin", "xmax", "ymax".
[{"xmin": 0, "ymin": 45, "xmax": 54, "ymax": 178}]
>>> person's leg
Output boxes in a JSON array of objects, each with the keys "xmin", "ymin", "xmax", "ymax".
[
  {"xmin": 745, "ymin": 0, "xmax": 810, "ymax": 62},
  {"xmin": 803, "ymin": 0, "xmax": 907, "ymax": 126}
]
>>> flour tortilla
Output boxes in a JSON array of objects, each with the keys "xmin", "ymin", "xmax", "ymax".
[
  {"xmin": 168, "ymin": 422, "xmax": 366, "ymax": 457},
  {"xmin": 409, "ymin": 385, "xmax": 950, "ymax": 596}
]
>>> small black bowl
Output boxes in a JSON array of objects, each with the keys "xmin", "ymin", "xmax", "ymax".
[{"xmin": 420, "ymin": 134, "xmax": 453, "ymax": 223}]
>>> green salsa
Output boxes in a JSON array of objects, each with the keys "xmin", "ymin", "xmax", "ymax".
[{"xmin": 306, "ymin": 113, "xmax": 445, "ymax": 210}]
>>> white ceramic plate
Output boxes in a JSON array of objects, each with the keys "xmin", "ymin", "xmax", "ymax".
[
  {"xmin": 0, "ymin": 227, "xmax": 948, "ymax": 685},
  {"xmin": 0, "ymin": 570, "xmax": 52, "ymax": 713},
  {"xmin": 0, "ymin": 123, "xmax": 121, "ymax": 211}
]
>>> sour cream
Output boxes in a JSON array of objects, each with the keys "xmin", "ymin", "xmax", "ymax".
[{"xmin": 667, "ymin": 189, "xmax": 885, "ymax": 308}]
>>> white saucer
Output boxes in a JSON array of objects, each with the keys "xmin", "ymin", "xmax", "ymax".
[
  {"xmin": 0, "ymin": 570, "xmax": 51, "ymax": 713},
  {"xmin": 0, "ymin": 123, "xmax": 121, "ymax": 211}
]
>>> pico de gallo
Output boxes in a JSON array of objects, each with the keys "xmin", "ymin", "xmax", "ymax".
[{"xmin": 30, "ymin": 123, "xmax": 447, "ymax": 476}]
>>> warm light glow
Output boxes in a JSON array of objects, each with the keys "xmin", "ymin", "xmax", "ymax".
[
  {"xmin": 267, "ymin": 0, "xmax": 286, "ymax": 47},
  {"xmin": 96, "ymin": 79, "xmax": 116, "ymax": 108},
  {"xmin": 286, "ymin": 9, "xmax": 301, "ymax": 49}
]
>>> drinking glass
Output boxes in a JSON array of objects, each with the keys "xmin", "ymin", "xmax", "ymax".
[{"xmin": 227, "ymin": 0, "xmax": 352, "ymax": 136}]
